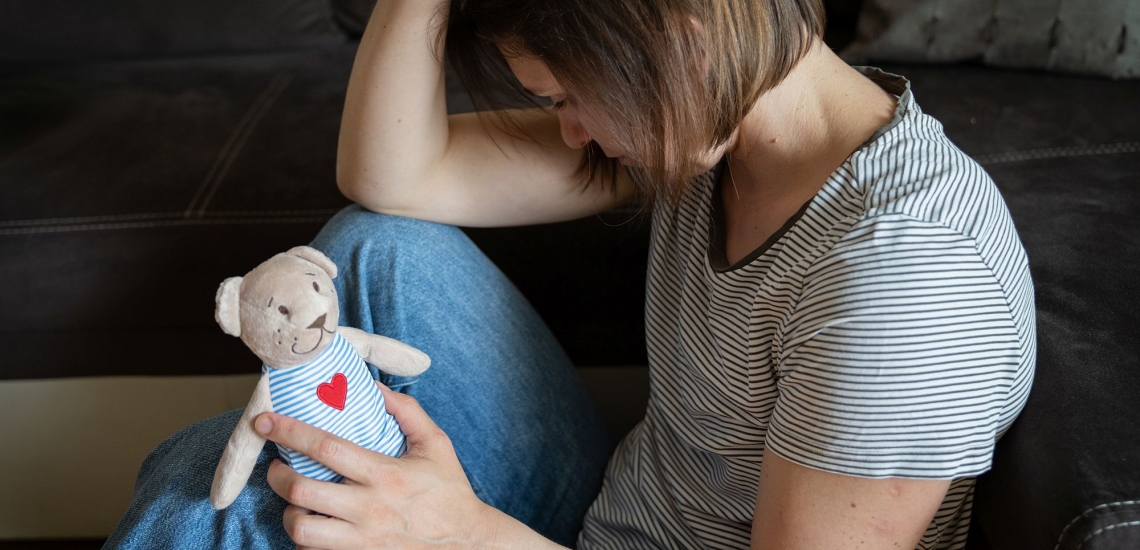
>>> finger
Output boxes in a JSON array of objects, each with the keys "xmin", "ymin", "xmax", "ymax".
[
  {"xmin": 376, "ymin": 384, "xmax": 451, "ymax": 457},
  {"xmin": 255, "ymin": 414, "xmax": 378, "ymax": 486},
  {"xmin": 283, "ymin": 504, "xmax": 359, "ymax": 550},
  {"xmin": 285, "ymin": 505, "xmax": 322, "ymax": 550},
  {"xmin": 266, "ymin": 460, "xmax": 360, "ymax": 521}
]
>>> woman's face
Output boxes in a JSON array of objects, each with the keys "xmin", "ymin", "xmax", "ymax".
[
  {"xmin": 501, "ymin": 51, "xmax": 639, "ymax": 167},
  {"xmin": 500, "ymin": 46, "xmax": 733, "ymax": 176}
]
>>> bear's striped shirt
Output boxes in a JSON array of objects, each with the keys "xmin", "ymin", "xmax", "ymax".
[
  {"xmin": 578, "ymin": 67, "xmax": 1035, "ymax": 550},
  {"xmin": 264, "ymin": 331, "xmax": 406, "ymax": 482}
]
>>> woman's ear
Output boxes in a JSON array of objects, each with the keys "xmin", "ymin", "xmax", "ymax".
[
  {"xmin": 285, "ymin": 246, "xmax": 338, "ymax": 279},
  {"xmin": 215, "ymin": 277, "xmax": 243, "ymax": 337}
]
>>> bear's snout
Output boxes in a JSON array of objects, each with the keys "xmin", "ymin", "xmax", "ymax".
[{"xmin": 308, "ymin": 313, "xmax": 327, "ymax": 330}]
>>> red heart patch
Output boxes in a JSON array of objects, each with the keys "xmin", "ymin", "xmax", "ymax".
[{"xmin": 316, "ymin": 373, "xmax": 348, "ymax": 411}]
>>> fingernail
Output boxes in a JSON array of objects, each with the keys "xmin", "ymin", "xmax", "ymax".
[{"xmin": 255, "ymin": 415, "xmax": 273, "ymax": 435}]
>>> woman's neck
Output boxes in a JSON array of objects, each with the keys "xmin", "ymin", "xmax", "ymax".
[
  {"xmin": 713, "ymin": 40, "xmax": 897, "ymax": 265},
  {"xmin": 723, "ymin": 41, "xmax": 897, "ymax": 200}
]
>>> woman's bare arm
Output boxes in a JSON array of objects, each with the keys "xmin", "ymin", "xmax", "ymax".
[
  {"xmin": 336, "ymin": 0, "xmax": 634, "ymax": 227},
  {"xmin": 751, "ymin": 451, "xmax": 949, "ymax": 549}
]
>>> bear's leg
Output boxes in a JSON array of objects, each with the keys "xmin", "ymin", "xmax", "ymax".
[
  {"xmin": 310, "ymin": 205, "xmax": 615, "ymax": 547},
  {"xmin": 103, "ymin": 408, "xmax": 292, "ymax": 550}
]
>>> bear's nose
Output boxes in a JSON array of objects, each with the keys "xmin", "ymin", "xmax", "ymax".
[{"xmin": 307, "ymin": 313, "xmax": 327, "ymax": 330}]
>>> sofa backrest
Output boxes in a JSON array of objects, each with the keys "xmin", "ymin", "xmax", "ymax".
[
  {"xmin": 1, "ymin": 0, "xmax": 349, "ymax": 63},
  {"xmin": 2, "ymin": 0, "xmax": 870, "ymax": 63},
  {"xmin": 324, "ymin": 0, "xmax": 869, "ymax": 41}
]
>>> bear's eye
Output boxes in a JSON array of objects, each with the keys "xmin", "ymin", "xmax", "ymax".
[
  {"xmin": 312, "ymin": 281, "xmax": 320, "ymax": 293},
  {"xmin": 278, "ymin": 305, "xmax": 290, "ymax": 316}
]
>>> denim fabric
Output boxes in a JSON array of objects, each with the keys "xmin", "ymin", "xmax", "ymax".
[{"xmin": 103, "ymin": 206, "xmax": 616, "ymax": 549}]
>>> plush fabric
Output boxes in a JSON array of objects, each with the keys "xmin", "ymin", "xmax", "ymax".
[
  {"xmin": 0, "ymin": 0, "xmax": 347, "ymax": 62},
  {"xmin": 843, "ymin": 0, "xmax": 1140, "ymax": 79},
  {"xmin": 209, "ymin": 246, "xmax": 428, "ymax": 508}
]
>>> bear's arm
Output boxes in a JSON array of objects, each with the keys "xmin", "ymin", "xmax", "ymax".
[
  {"xmin": 339, "ymin": 326, "xmax": 431, "ymax": 377},
  {"xmin": 210, "ymin": 372, "xmax": 273, "ymax": 510}
]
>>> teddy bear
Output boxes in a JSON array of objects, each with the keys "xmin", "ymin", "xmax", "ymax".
[{"xmin": 209, "ymin": 245, "xmax": 431, "ymax": 510}]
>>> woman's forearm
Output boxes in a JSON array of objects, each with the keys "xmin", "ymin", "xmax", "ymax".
[{"xmin": 337, "ymin": 0, "xmax": 450, "ymax": 208}]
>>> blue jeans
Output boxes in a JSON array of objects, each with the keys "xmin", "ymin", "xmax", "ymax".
[{"xmin": 104, "ymin": 206, "xmax": 616, "ymax": 549}]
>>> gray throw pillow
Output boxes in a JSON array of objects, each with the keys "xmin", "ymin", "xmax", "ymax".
[{"xmin": 842, "ymin": 0, "xmax": 1139, "ymax": 79}]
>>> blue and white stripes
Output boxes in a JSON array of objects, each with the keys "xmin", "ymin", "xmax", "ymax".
[{"xmin": 265, "ymin": 331, "xmax": 406, "ymax": 482}]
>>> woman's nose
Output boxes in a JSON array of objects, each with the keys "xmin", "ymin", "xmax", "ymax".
[{"xmin": 559, "ymin": 113, "xmax": 590, "ymax": 149}]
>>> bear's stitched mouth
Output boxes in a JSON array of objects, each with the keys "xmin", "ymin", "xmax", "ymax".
[{"xmin": 291, "ymin": 324, "xmax": 333, "ymax": 355}]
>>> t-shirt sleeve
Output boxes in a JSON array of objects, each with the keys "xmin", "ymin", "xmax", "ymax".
[{"xmin": 764, "ymin": 215, "xmax": 1023, "ymax": 479}]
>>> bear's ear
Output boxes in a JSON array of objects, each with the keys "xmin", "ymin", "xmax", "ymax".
[
  {"xmin": 285, "ymin": 246, "xmax": 338, "ymax": 279},
  {"xmin": 215, "ymin": 276, "xmax": 243, "ymax": 337}
]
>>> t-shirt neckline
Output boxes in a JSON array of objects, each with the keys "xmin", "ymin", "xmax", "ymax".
[{"xmin": 706, "ymin": 67, "xmax": 912, "ymax": 273}]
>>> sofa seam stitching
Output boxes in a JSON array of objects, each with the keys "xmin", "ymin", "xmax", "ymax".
[
  {"xmin": 975, "ymin": 141, "xmax": 1140, "ymax": 165},
  {"xmin": 182, "ymin": 70, "xmax": 294, "ymax": 219},
  {"xmin": 1076, "ymin": 520, "xmax": 1140, "ymax": 550},
  {"xmin": 0, "ymin": 207, "xmax": 641, "ymax": 234},
  {"xmin": 0, "ymin": 216, "xmax": 335, "ymax": 236},
  {"xmin": 0, "ymin": 209, "xmax": 344, "ymax": 228},
  {"xmin": 1054, "ymin": 500, "xmax": 1140, "ymax": 550}
]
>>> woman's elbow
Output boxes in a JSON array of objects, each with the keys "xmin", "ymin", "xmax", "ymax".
[
  {"xmin": 335, "ymin": 170, "xmax": 419, "ymax": 216},
  {"xmin": 335, "ymin": 171, "xmax": 364, "ymax": 204},
  {"xmin": 335, "ymin": 160, "xmax": 384, "ymax": 210}
]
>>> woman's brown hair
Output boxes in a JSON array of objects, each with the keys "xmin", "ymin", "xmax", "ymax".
[{"xmin": 442, "ymin": 0, "xmax": 826, "ymax": 205}]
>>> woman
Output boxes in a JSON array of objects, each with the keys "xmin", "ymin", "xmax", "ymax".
[{"xmin": 105, "ymin": 0, "xmax": 1035, "ymax": 548}]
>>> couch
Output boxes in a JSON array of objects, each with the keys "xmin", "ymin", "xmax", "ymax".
[{"xmin": 1, "ymin": 0, "xmax": 1137, "ymax": 548}]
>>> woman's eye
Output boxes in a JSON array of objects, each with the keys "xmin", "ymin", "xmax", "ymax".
[
  {"xmin": 312, "ymin": 281, "xmax": 320, "ymax": 292},
  {"xmin": 552, "ymin": 99, "xmax": 568, "ymax": 112}
]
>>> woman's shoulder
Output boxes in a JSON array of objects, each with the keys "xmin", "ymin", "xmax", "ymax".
[{"xmin": 845, "ymin": 86, "xmax": 1013, "ymax": 249}]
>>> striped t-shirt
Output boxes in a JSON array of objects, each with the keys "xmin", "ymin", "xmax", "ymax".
[
  {"xmin": 264, "ymin": 331, "xmax": 406, "ymax": 482},
  {"xmin": 579, "ymin": 67, "xmax": 1036, "ymax": 550}
]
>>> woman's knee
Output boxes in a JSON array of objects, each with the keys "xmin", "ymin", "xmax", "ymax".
[
  {"xmin": 135, "ymin": 407, "xmax": 284, "ymax": 515},
  {"xmin": 135, "ymin": 409, "xmax": 243, "ymax": 492},
  {"xmin": 310, "ymin": 205, "xmax": 474, "ymax": 270},
  {"xmin": 107, "ymin": 409, "xmax": 290, "ymax": 549},
  {"xmin": 307, "ymin": 205, "xmax": 510, "ymax": 338}
]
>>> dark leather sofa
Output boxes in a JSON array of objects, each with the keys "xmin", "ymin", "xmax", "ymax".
[{"xmin": 2, "ymin": 0, "xmax": 1138, "ymax": 548}]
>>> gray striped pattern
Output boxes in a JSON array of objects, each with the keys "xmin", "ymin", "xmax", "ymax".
[{"xmin": 579, "ymin": 70, "xmax": 1035, "ymax": 550}]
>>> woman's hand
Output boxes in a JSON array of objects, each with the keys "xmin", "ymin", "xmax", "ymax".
[{"xmin": 254, "ymin": 383, "xmax": 548, "ymax": 549}]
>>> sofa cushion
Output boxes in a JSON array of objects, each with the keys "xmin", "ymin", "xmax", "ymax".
[
  {"xmin": 328, "ymin": 0, "xmax": 870, "ymax": 44},
  {"xmin": 0, "ymin": 0, "xmax": 347, "ymax": 63},
  {"xmin": 0, "ymin": 45, "xmax": 650, "ymax": 380},
  {"xmin": 0, "ymin": 48, "xmax": 359, "ymax": 379}
]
